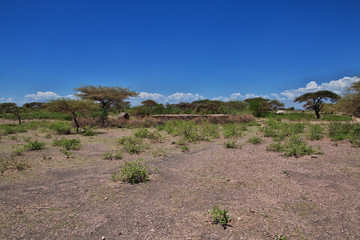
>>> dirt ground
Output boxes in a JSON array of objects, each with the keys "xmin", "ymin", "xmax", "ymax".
[{"xmin": 1, "ymin": 121, "xmax": 360, "ymax": 239}]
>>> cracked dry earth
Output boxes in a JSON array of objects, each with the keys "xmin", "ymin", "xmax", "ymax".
[{"xmin": 1, "ymin": 127, "xmax": 360, "ymax": 239}]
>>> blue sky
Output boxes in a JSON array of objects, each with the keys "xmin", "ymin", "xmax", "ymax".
[{"xmin": 0, "ymin": 0, "xmax": 359, "ymax": 107}]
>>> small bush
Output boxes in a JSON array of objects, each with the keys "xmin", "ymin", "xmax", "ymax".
[
  {"xmin": 349, "ymin": 125, "xmax": 360, "ymax": 147},
  {"xmin": 24, "ymin": 140, "xmax": 45, "ymax": 151},
  {"xmin": 267, "ymin": 136, "xmax": 320, "ymax": 157},
  {"xmin": 180, "ymin": 145, "xmax": 190, "ymax": 152},
  {"xmin": 49, "ymin": 122, "xmax": 72, "ymax": 135},
  {"xmin": 114, "ymin": 151, "xmax": 123, "ymax": 159},
  {"xmin": 208, "ymin": 206, "xmax": 231, "ymax": 229},
  {"xmin": 118, "ymin": 136, "xmax": 146, "ymax": 154},
  {"xmin": 134, "ymin": 128, "xmax": 162, "ymax": 141},
  {"xmin": 52, "ymin": 138, "xmax": 82, "ymax": 150},
  {"xmin": 223, "ymin": 123, "xmax": 242, "ymax": 138},
  {"xmin": 247, "ymin": 137, "xmax": 264, "ymax": 144},
  {"xmin": 1, "ymin": 157, "xmax": 28, "ymax": 173},
  {"xmin": 223, "ymin": 140, "xmax": 241, "ymax": 149},
  {"xmin": 83, "ymin": 127, "xmax": 98, "ymax": 136},
  {"xmin": 111, "ymin": 158, "xmax": 150, "ymax": 184},
  {"xmin": 152, "ymin": 148, "xmax": 167, "ymax": 157},
  {"xmin": 11, "ymin": 146, "xmax": 25, "ymax": 156},
  {"xmin": 308, "ymin": 124, "xmax": 324, "ymax": 140},
  {"xmin": 60, "ymin": 149, "xmax": 73, "ymax": 158},
  {"xmin": 102, "ymin": 152, "xmax": 113, "ymax": 160}
]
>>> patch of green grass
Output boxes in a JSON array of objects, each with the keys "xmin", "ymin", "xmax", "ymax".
[
  {"xmin": 111, "ymin": 158, "xmax": 150, "ymax": 184},
  {"xmin": 247, "ymin": 136, "xmax": 264, "ymax": 144},
  {"xmin": 82, "ymin": 127, "xmax": 98, "ymax": 136},
  {"xmin": 223, "ymin": 140, "xmax": 242, "ymax": 149},
  {"xmin": 118, "ymin": 136, "xmax": 147, "ymax": 154},
  {"xmin": 267, "ymin": 136, "xmax": 321, "ymax": 157},
  {"xmin": 308, "ymin": 124, "xmax": 324, "ymax": 140},
  {"xmin": 222, "ymin": 123, "xmax": 243, "ymax": 138},
  {"xmin": 24, "ymin": 139, "xmax": 46, "ymax": 151},
  {"xmin": 180, "ymin": 145, "xmax": 190, "ymax": 152},
  {"xmin": 152, "ymin": 147, "xmax": 168, "ymax": 157},
  {"xmin": 1, "ymin": 156, "xmax": 28, "ymax": 173},
  {"xmin": 134, "ymin": 128, "xmax": 162, "ymax": 141},
  {"xmin": 52, "ymin": 138, "xmax": 82, "ymax": 150},
  {"xmin": 207, "ymin": 206, "xmax": 231, "ymax": 229},
  {"xmin": 49, "ymin": 122, "xmax": 72, "ymax": 135},
  {"xmin": 102, "ymin": 152, "xmax": 113, "ymax": 160}
]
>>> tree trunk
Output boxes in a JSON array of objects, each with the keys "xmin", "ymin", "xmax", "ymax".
[
  {"xmin": 315, "ymin": 110, "xmax": 320, "ymax": 119},
  {"xmin": 72, "ymin": 113, "xmax": 80, "ymax": 133},
  {"xmin": 17, "ymin": 115, "xmax": 22, "ymax": 125}
]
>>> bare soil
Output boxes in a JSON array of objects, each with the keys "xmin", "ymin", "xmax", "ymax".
[{"xmin": 1, "ymin": 121, "xmax": 360, "ymax": 239}]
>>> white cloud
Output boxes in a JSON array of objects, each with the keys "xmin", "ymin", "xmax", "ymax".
[
  {"xmin": 280, "ymin": 76, "xmax": 359, "ymax": 101},
  {"xmin": 130, "ymin": 92, "xmax": 205, "ymax": 106},
  {"xmin": 0, "ymin": 97, "xmax": 15, "ymax": 103},
  {"xmin": 24, "ymin": 91, "xmax": 76, "ymax": 101}
]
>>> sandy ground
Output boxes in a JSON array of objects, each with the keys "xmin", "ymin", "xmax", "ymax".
[{"xmin": 0, "ymin": 123, "xmax": 360, "ymax": 239}]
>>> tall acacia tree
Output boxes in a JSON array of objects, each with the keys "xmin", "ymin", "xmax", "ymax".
[
  {"xmin": 46, "ymin": 99, "xmax": 99, "ymax": 133},
  {"xmin": 75, "ymin": 86, "xmax": 138, "ymax": 125},
  {"xmin": 0, "ymin": 103, "xmax": 23, "ymax": 125},
  {"xmin": 294, "ymin": 90, "xmax": 341, "ymax": 119}
]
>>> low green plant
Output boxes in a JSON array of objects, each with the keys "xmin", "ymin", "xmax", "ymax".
[
  {"xmin": 308, "ymin": 124, "xmax": 324, "ymax": 140},
  {"xmin": 349, "ymin": 125, "xmax": 360, "ymax": 147},
  {"xmin": 180, "ymin": 145, "xmax": 190, "ymax": 152},
  {"xmin": 111, "ymin": 158, "xmax": 150, "ymax": 184},
  {"xmin": 52, "ymin": 138, "xmax": 82, "ymax": 150},
  {"xmin": 152, "ymin": 148, "xmax": 167, "ymax": 157},
  {"xmin": 328, "ymin": 122, "xmax": 352, "ymax": 141},
  {"xmin": 102, "ymin": 152, "xmax": 113, "ymax": 160},
  {"xmin": 267, "ymin": 136, "xmax": 320, "ymax": 157},
  {"xmin": 0, "ymin": 156, "xmax": 28, "ymax": 173},
  {"xmin": 208, "ymin": 206, "xmax": 231, "ymax": 229},
  {"xmin": 247, "ymin": 137, "xmax": 264, "ymax": 144},
  {"xmin": 60, "ymin": 148, "xmax": 73, "ymax": 158},
  {"xmin": 223, "ymin": 123, "xmax": 242, "ymax": 138},
  {"xmin": 24, "ymin": 139, "xmax": 45, "ymax": 151},
  {"xmin": 83, "ymin": 127, "xmax": 98, "ymax": 136},
  {"xmin": 134, "ymin": 128, "xmax": 162, "ymax": 141},
  {"xmin": 49, "ymin": 121, "xmax": 72, "ymax": 135},
  {"xmin": 114, "ymin": 151, "xmax": 123, "ymax": 159},
  {"xmin": 118, "ymin": 136, "xmax": 146, "ymax": 154},
  {"xmin": 44, "ymin": 133, "xmax": 53, "ymax": 139},
  {"xmin": 223, "ymin": 140, "xmax": 241, "ymax": 149},
  {"xmin": 11, "ymin": 146, "xmax": 25, "ymax": 156},
  {"xmin": 282, "ymin": 170, "xmax": 290, "ymax": 177}
]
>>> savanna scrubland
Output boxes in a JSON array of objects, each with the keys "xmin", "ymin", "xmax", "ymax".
[{"xmin": 1, "ymin": 83, "xmax": 360, "ymax": 239}]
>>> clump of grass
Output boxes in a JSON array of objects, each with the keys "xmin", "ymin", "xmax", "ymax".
[
  {"xmin": 24, "ymin": 139, "xmax": 46, "ymax": 151},
  {"xmin": 1, "ymin": 156, "xmax": 28, "ymax": 174},
  {"xmin": 11, "ymin": 146, "xmax": 25, "ymax": 156},
  {"xmin": 200, "ymin": 122, "xmax": 220, "ymax": 141},
  {"xmin": 118, "ymin": 136, "xmax": 147, "ymax": 154},
  {"xmin": 207, "ymin": 206, "xmax": 231, "ymax": 229},
  {"xmin": 134, "ymin": 128, "xmax": 162, "ymax": 141},
  {"xmin": 267, "ymin": 136, "xmax": 321, "ymax": 157},
  {"xmin": 247, "ymin": 136, "xmax": 264, "ymax": 144},
  {"xmin": 349, "ymin": 125, "xmax": 360, "ymax": 147},
  {"xmin": 111, "ymin": 158, "xmax": 150, "ymax": 184},
  {"xmin": 328, "ymin": 122, "xmax": 352, "ymax": 141},
  {"xmin": 308, "ymin": 124, "xmax": 324, "ymax": 140},
  {"xmin": 102, "ymin": 152, "xmax": 113, "ymax": 160},
  {"xmin": 49, "ymin": 122, "xmax": 72, "ymax": 135},
  {"xmin": 82, "ymin": 127, "xmax": 98, "ymax": 136},
  {"xmin": 222, "ymin": 123, "xmax": 243, "ymax": 138},
  {"xmin": 44, "ymin": 133, "xmax": 53, "ymax": 139},
  {"xmin": 60, "ymin": 149, "xmax": 73, "ymax": 158},
  {"xmin": 52, "ymin": 138, "xmax": 82, "ymax": 150},
  {"xmin": 180, "ymin": 145, "xmax": 190, "ymax": 152},
  {"xmin": 152, "ymin": 147, "xmax": 167, "ymax": 157},
  {"xmin": 223, "ymin": 140, "xmax": 242, "ymax": 149}
]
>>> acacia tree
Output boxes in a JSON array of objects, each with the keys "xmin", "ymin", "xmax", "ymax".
[
  {"xmin": 269, "ymin": 100, "xmax": 285, "ymax": 112},
  {"xmin": 75, "ymin": 85, "xmax": 138, "ymax": 125},
  {"xmin": 294, "ymin": 90, "xmax": 341, "ymax": 119},
  {"xmin": 46, "ymin": 99, "xmax": 99, "ymax": 133},
  {"xmin": 0, "ymin": 103, "xmax": 23, "ymax": 125},
  {"xmin": 337, "ymin": 80, "xmax": 360, "ymax": 117}
]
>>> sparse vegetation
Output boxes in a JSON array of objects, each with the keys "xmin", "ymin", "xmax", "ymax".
[
  {"xmin": 247, "ymin": 136, "xmax": 264, "ymax": 144},
  {"xmin": 111, "ymin": 158, "xmax": 150, "ymax": 184},
  {"xmin": 49, "ymin": 122, "xmax": 72, "ymax": 135},
  {"xmin": 52, "ymin": 138, "xmax": 82, "ymax": 150},
  {"xmin": 118, "ymin": 136, "xmax": 147, "ymax": 154},
  {"xmin": 223, "ymin": 140, "xmax": 241, "ymax": 149},
  {"xmin": 24, "ymin": 139, "xmax": 46, "ymax": 151},
  {"xmin": 208, "ymin": 206, "xmax": 231, "ymax": 229}
]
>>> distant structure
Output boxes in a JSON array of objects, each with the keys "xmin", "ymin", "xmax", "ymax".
[{"xmin": 118, "ymin": 112, "xmax": 130, "ymax": 120}]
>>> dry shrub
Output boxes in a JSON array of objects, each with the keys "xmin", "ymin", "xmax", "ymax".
[{"xmin": 228, "ymin": 114, "xmax": 255, "ymax": 123}]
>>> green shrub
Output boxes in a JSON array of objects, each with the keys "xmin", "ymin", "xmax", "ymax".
[
  {"xmin": 118, "ymin": 136, "xmax": 146, "ymax": 154},
  {"xmin": 223, "ymin": 123, "xmax": 242, "ymax": 138},
  {"xmin": 208, "ymin": 206, "xmax": 231, "ymax": 228},
  {"xmin": 111, "ymin": 158, "xmax": 150, "ymax": 184},
  {"xmin": 134, "ymin": 128, "xmax": 162, "ymax": 141},
  {"xmin": 308, "ymin": 124, "xmax": 324, "ymax": 140},
  {"xmin": 102, "ymin": 152, "xmax": 113, "ymax": 160},
  {"xmin": 11, "ymin": 146, "xmax": 25, "ymax": 156},
  {"xmin": 24, "ymin": 140, "xmax": 45, "ymax": 151},
  {"xmin": 152, "ymin": 148, "xmax": 167, "ymax": 157},
  {"xmin": 83, "ymin": 127, "xmax": 98, "ymax": 136},
  {"xmin": 60, "ymin": 149, "xmax": 73, "ymax": 158},
  {"xmin": 180, "ymin": 145, "xmax": 190, "ymax": 152},
  {"xmin": 200, "ymin": 122, "xmax": 220, "ymax": 141},
  {"xmin": 52, "ymin": 138, "xmax": 82, "ymax": 150},
  {"xmin": 267, "ymin": 136, "xmax": 321, "ymax": 157},
  {"xmin": 49, "ymin": 122, "xmax": 71, "ymax": 135},
  {"xmin": 223, "ymin": 140, "xmax": 241, "ymax": 149},
  {"xmin": 247, "ymin": 137, "xmax": 264, "ymax": 144},
  {"xmin": 349, "ymin": 125, "xmax": 360, "ymax": 147},
  {"xmin": 1, "ymin": 157, "xmax": 28, "ymax": 173},
  {"xmin": 114, "ymin": 151, "xmax": 123, "ymax": 159}
]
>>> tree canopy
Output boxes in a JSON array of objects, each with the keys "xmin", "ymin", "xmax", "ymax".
[
  {"xmin": 75, "ymin": 85, "xmax": 138, "ymax": 124},
  {"xmin": 337, "ymin": 80, "xmax": 360, "ymax": 117},
  {"xmin": 46, "ymin": 99, "xmax": 99, "ymax": 133},
  {"xmin": 294, "ymin": 90, "xmax": 341, "ymax": 119}
]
